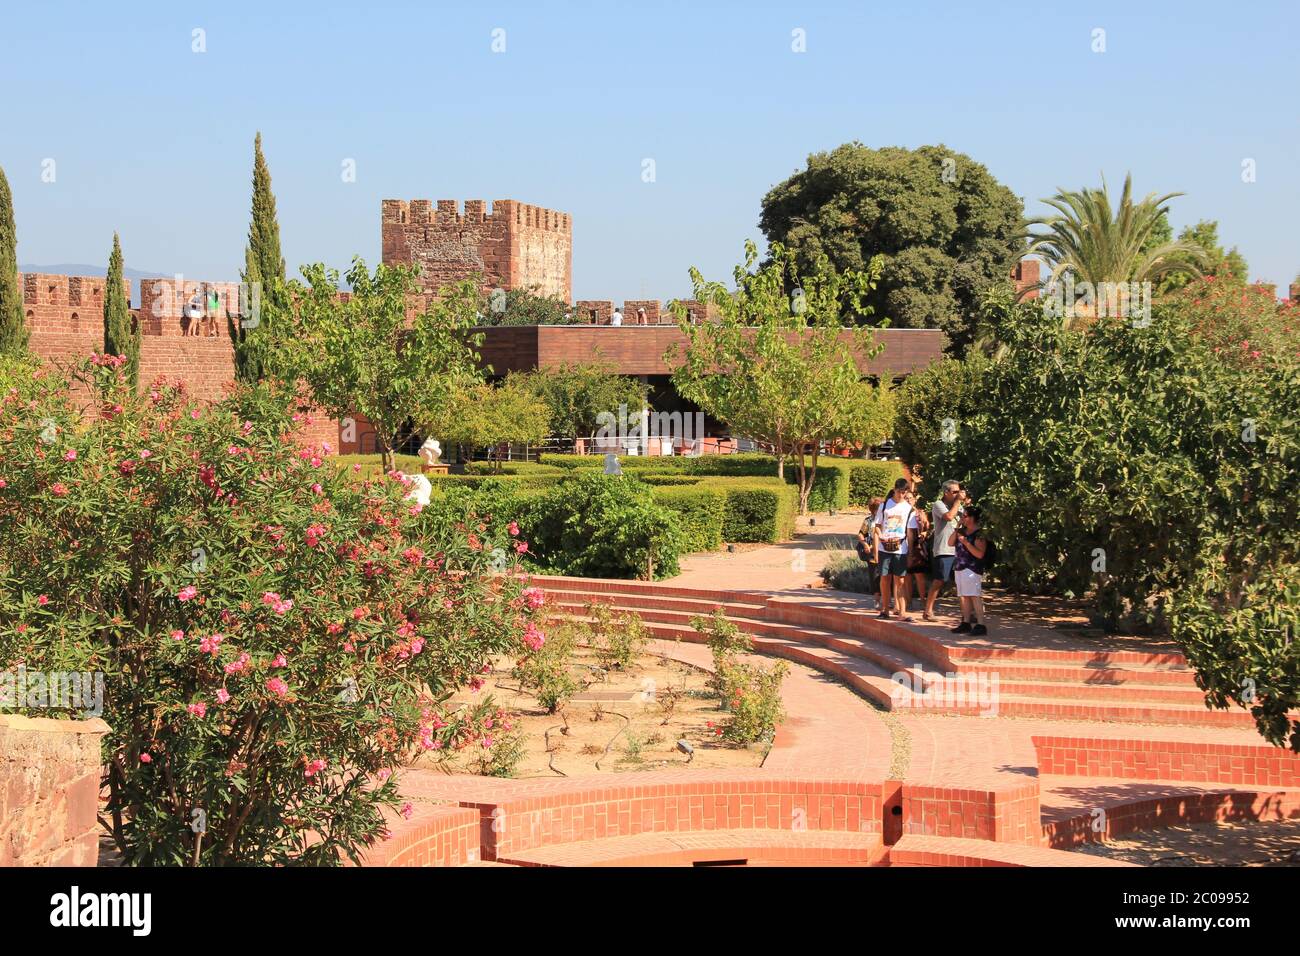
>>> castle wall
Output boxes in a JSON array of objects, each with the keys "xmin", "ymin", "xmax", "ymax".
[{"xmin": 382, "ymin": 198, "xmax": 572, "ymax": 301}]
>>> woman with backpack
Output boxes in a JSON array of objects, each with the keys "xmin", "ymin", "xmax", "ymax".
[{"xmin": 948, "ymin": 505, "xmax": 990, "ymax": 636}]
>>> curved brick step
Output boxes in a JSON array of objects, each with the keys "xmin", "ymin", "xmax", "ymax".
[
  {"xmin": 993, "ymin": 680, "xmax": 1210, "ymax": 705},
  {"xmin": 556, "ymin": 612, "xmax": 908, "ymax": 710},
  {"xmin": 989, "ymin": 695, "xmax": 1258, "ymax": 728},
  {"xmin": 554, "ymin": 599, "xmax": 928, "ymax": 687},
  {"xmin": 543, "ymin": 580, "xmax": 1264, "ymax": 730},
  {"xmin": 499, "ymin": 828, "xmax": 885, "ymax": 867},
  {"xmin": 959, "ymin": 658, "xmax": 1199, "ymax": 688}
]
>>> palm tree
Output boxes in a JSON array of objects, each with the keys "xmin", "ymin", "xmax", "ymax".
[{"xmin": 1023, "ymin": 174, "xmax": 1209, "ymax": 315}]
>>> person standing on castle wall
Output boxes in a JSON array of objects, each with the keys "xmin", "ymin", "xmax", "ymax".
[
  {"xmin": 636, "ymin": 307, "xmax": 647, "ymax": 326},
  {"xmin": 609, "ymin": 307, "xmax": 623, "ymax": 327}
]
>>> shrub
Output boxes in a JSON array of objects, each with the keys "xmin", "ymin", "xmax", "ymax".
[
  {"xmin": 819, "ymin": 553, "xmax": 875, "ymax": 593},
  {"xmin": 585, "ymin": 601, "xmax": 650, "ymax": 670},
  {"xmin": 451, "ymin": 698, "xmax": 526, "ymax": 777},
  {"xmin": 519, "ymin": 472, "xmax": 686, "ymax": 580},
  {"xmin": 0, "ymin": 361, "xmax": 544, "ymax": 865},
  {"xmin": 714, "ymin": 658, "xmax": 789, "ymax": 744},
  {"xmin": 511, "ymin": 619, "xmax": 580, "ymax": 713},
  {"xmin": 693, "ymin": 608, "xmax": 752, "ymax": 675},
  {"xmin": 651, "ymin": 484, "xmax": 726, "ymax": 553}
]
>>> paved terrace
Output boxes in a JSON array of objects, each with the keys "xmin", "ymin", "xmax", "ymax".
[{"xmin": 375, "ymin": 512, "xmax": 1300, "ymax": 867}]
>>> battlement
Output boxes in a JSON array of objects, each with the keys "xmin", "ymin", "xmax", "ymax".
[
  {"xmin": 382, "ymin": 196, "xmax": 572, "ymax": 301},
  {"xmin": 382, "ymin": 198, "xmax": 571, "ymax": 233},
  {"xmin": 21, "ymin": 272, "xmax": 127, "ymax": 309}
]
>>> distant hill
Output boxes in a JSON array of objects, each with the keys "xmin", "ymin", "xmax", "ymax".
[{"xmin": 21, "ymin": 264, "xmax": 177, "ymax": 307}]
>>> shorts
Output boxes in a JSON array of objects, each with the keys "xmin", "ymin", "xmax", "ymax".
[
  {"xmin": 931, "ymin": 554, "xmax": 956, "ymax": 583},
  {"xmin": 955, "ymin": 567, "xmax": 983, "ymax": 598},
  {"xmin": 878, "ymin": 552, "xmax": 909, "ymax": 577}
]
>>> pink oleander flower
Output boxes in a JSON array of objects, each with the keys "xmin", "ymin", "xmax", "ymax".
[
  {"xmin": 198, "ymin": 633, "xmax": 224, "ymax": 656},
  {"xmin": 216, "ymin": 688, "xmax": 231, "ymax": 704},
  {"xmin": 376, "ymin": 769, "xmax": 392, "ymax": 782},
  {"xmin": 266, "ymin": 677, "xmax": 290, "ymax": 698},
  {"xmin": 515, "ymin": 541, "xmax": 529, "ymax": 554},
  {"xmin": 187, "ymin": 701, "xmax": 207, "ymax": 718},
  {"xmin": 170, "ymin": 629, "xmax": 184, "ymax": 641},
  {"xmin": 304, "ymin": 758, "xmax": 327, "ymax": 778},
  {"xmin": 224, "ymin": 653, "xmax": 251, "ymax": 675},
  {"xmin": 508, "ymin": 521, "xmax": 519, "ymax": 536},
  {"xmin": 139, "ymin": 449, "xmax": 152, "ymax": 459},
  {"xmin": 177, "ymin": 585, "xmax": 198, "ymax": 602},
  {"xmin": 522, "ymin": 621, "xmax": 545, "ymax": 651},
  {"xmin": 409, "ymin": 638, "xmax": 425, "ymax": 655},
  {"xmin": 118, "ymin": 459, "xmax": 137, "ymax": 475},
  {"xmin": 399, "ymin": 803, "xmax": 414, "ymax": 819},
  {"xmin": 37, "ymin": 594, "xmax": 49, "ymax": 606},
  {"xmin": 271, "ymin": 653, "xmax": 287, "ymax": 668},
  {"xmin": 140, "ymin": 752, "xmax": 152, "ymax": 764},
  {"xmin": 51, "ymin": 482, "xmax": 68, "ymax": 497},
  {"xmin": 521, "ymin": 586, "xmax": 545, "ymax": 609},
  {"xmin": 63, "ymin": 449, "xmax": 77, "ymax": 461}
]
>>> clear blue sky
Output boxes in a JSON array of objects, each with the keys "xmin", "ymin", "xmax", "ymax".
[{"xmin": 4, "ymin": 0, "xmax": 1298, "ymax": 300}]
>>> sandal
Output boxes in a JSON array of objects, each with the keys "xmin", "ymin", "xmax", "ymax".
[{"xmin": 878, "ymin": 611, "xmax": 892, "ymax": 620}]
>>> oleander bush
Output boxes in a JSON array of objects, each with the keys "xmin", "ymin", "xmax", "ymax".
[{"xmin": 0, "ymin": 358, "xmax": 546, "ymax": 864}]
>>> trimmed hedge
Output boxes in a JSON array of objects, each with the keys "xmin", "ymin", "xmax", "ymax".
[
  {"xmin": 425, "ymin": 472, "xmax": 566, "ymax": 492},
  {"xmin": 332, "ymin": 453, "xmax": 423, "ymax": 479},
  {"xmin": 699, "ymin": 477, "xmax": 798, "ymax": 544},
  {"xmin": 537, "ymin": 451, "xmax": 901, "ymax": 512},
  {"xmin": 461, "ymin": 461, "xmax": 565, "ymax": 476},
  {"xmin": 846, "ymin": 460, "xmax": 903, "ymax": 506},
  {"xmin": 651, "ymin": 484, "xmax": 727, "ymax": 553}
]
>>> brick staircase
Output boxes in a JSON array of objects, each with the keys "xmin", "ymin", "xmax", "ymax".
[{"xmin": 540, "ymin": 576, "xmax": 1262, "ymax": 729}]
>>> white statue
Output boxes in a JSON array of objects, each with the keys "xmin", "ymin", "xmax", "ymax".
[
  {"xmin": 418, "ymin": 438, "xmax": 442, "ymax": 466},
  {"xmin": 603, "ymin": 453, "xmax": 623, "ymax": 476},
  {"xmin": 404, "ymin": 473, "xmax": 433, "ymax": 507}
]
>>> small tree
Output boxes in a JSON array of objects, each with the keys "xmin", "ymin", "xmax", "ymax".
[
  {"xmin": 279, "ymin": 259, "xmax": 484, "ymax": 471},
  {"xmin": 0, "ymin": 165, "xmax": 27, "ymax": 356},
  {"xmin": 520, "ymin": 362, "xmax": 649, "ymax": 446},
  {"xmin": 667, "ymin": 241, "xmax": 886, "ymax": 513},
  {"xmin": 435, "ymin": 376, "xmax": 552, "ymax": 471},
  {"xmin": 102, "ymin": 232, "xmax": 139, "ymax": 387}
]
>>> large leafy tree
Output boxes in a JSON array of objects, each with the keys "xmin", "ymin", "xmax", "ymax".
[
  {"xmin": 667, "ymin": 241, "xmax": 889, "ymax": 513},
  {"xmin": 759, "ymin": 142, "xmax": 1025, "ymax": 354},
  {"xmin": 0, "ymin": 166, "xmax": 27, "ymax": 355},
  {"xmin": 102, "ymin": 232, "xmax": 139, "ymax": 387},
  {"xmin": 273, "ymin": 259, "xmax": 484, "ymax": 471},
  {"xmin": 519, "ymin": 362, "xmax": 649, "ymax": 444},
  {"xmin": 231, "ymin": 132, "xmax": 286, "ymax": 382},
  {"xmin": 434, "ymin": 376, "xmax": 552, "ymax": 471},
  {"xmin": 1156, "ymin": 219, "xmax": 1249, "ymax": 294},
  {"xmin": 480, "ymin": 286, "xmax": 576, "ymax": 326},
  {"xmin": 907, "ymin": 291, "xmax": 1298, "ymax": 747},
  {"xmin": 1026, "ymin": 175, "xmax": 1209, "ymax": 302}
]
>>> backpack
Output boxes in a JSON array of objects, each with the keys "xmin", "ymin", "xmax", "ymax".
[{"xmin": 979, "ymin": 535, "xmax": 997, "ymax": 572}]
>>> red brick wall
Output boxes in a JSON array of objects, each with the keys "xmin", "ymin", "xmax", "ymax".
[
  {"xmin": 477, "ymin": 326, "xmax": 945, "ymax": 379},
  {"xmin": 1032, "ymin": 735, "xmax": 1300, "ymax": 788},
  {"xmin": 0, "ymin": 714, "xmax": 108, "ymax": 867},
  {"xmin": 356, "ymin": 805, "xmax": 481, "ymax": 867}
]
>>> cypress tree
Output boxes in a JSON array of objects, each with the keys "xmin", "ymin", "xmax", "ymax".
[
  {"xmin": 103, "ymin": 232, "xmax": 139, "ymax": 386},
  {"xmin": 231, "ymin": 131, "xmax": 286, "ymax": 381},
  {"xmin": 0, "ymin": 165, "xmax": 28, "ymax": 355}
]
